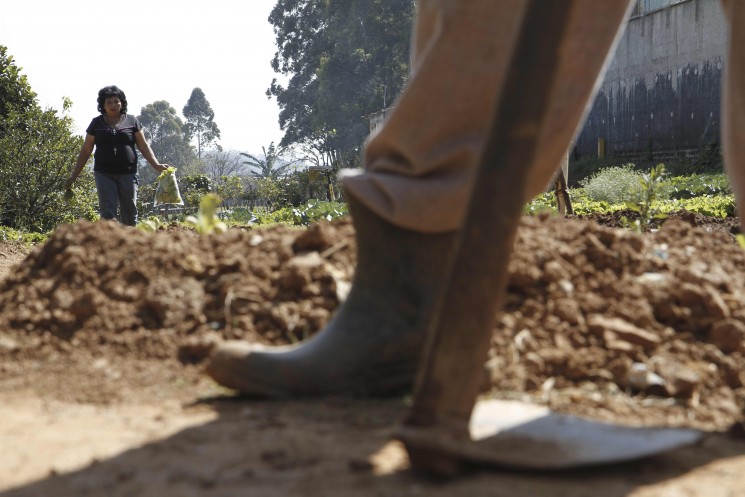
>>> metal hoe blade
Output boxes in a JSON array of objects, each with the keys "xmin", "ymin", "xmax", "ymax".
[
  {"xmin": 467, "ymin": 400, "xmax": 703, "ymax": 469},
  {"xmin": 398, "ymin": 399, "xmax": 703, "ymax": 471}
]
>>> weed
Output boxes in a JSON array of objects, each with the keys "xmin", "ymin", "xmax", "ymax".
[
  {"xmin": 184, "ymin": 193, "xmax": 228, "ymax": 234},
  {"xmin": 621, "ymin": 164, "xmax": 668, "ymax": 232},
  {"xmin": 582, "ymin": 164, "xmax": 646, "ymax": 204},
  {"xmin": 137, "ymin": 216, "xmax": 164, "ymax": 233}
]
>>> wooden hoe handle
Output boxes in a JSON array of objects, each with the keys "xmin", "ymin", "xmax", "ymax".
[{"xmin": 398, "ymin": 0, "xmax": 577, "ymax": 475}]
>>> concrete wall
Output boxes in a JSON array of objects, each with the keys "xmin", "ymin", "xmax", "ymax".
[{"xmin": 574, "ymin": 0, "xmax": 727, "ymax": 162}]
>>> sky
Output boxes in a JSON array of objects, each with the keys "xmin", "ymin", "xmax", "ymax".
[{"xmin": 0, "ymin": 0, "xmax": 284, "ymax": 155}]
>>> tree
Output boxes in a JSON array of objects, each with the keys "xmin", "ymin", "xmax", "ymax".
[
  {"xmin": 137, "ymin": 100, "xmax": 198, "ymax": 184},
  {"xmin": 202, "ymin": 149, "xmax": 249, "ymax": 182},
  {"xmin": 182, "ymin": 88, "xmax": 221, "ymax": 159},
  {"xmin": 0, "ymin": 47, "xmax": 97, "ymax": 231},
  {"xmin": 267, "ymin": 0, "xmax": 414, "ymax": 170},
  {"xmin": 0, "ymin": 45, "xmax": 37, "ymax": 121},
  {"xmin": 179, "ymin": 174, "xmax": 212, "ymax": 213},
  {"xmin": 240, "ymin": 142, "xmax": 293, "ymax": 179},
  {"xmin": 0, "ymin": 103, "xmax": 97, "ymax": 231},
  {"xmin": 213, "ymin": 175, "xmax": 244, "ymax": 204}
]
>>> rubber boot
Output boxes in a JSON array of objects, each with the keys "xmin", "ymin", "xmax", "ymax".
[{"xmin": 206, "ymin": 196, "xmax": 456, "ymax": 397}]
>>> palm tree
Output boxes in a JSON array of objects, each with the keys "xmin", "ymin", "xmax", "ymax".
[{"xmin": 240, "ymin": 142, "xmax": 293, "ymax": 179}]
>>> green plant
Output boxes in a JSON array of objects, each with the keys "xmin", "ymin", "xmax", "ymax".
[
  {"xmin": 621, "ymin": 164, "xmax": 669, "ymax": 232},
  {"xmin": 137, "ymin": 216, "xmax": 164, "ymax": 233},
  {"xmin": 291, "ymin": 200, "xmax": 348, "ymax": 226},
  {"xmin": 524, "ymin": 191, "xmax": 556, "ymax": 215},
  {"xmin": 184, "ymin": 193, "xmax": 227, "ymax": 234},
  {"xmin": 694, "ymin": 142, "xmax": 723, "ymax": 172},
  {"xmin": 0, "ymin": 103, "xmax": 97, "ymax": 232},
  {"xmin": 0, "ymin": 226, "xmax": 48, "ymax": 244},
  {"xmin": 213, "ymin": 175, "xmax": 244, "ymax": 203},
  {"xmin": 674, "ymin": 194, "xmax": 735, "ymax": 218},
  {"xmin": 221, "ymin": 207, "xmax": 257, "ymax": 224},
  {"xmin": 665, "ymin": 173, "xmax": 731, "ymax": 199},
  {"xmin": 240, "ymin": 142, "xmax": 292, "ymax": 179},
  {"xmin": 581, "ymin": 164, "xmax": 647, "ymax": 204},
  {"xmin": 567, "ymin": 155, "xmax": 627, "ymax": 186},
  {"xmin": 180, "ymin": 174, "xmax": 212, "ymax": 214}
]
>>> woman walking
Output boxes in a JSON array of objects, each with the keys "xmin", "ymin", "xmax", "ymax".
[{"xmin": 67, "ymin": 85, "xmax": 169, "ymax": 226}]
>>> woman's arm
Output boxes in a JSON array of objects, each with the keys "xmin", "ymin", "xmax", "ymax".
[
  {"xmin": 66, "ymin": 133, "xmax": 96, "ymax": 188},
  {"xmin": 134, "ymin": 130, "xmax": 169, "ymax": 173}
]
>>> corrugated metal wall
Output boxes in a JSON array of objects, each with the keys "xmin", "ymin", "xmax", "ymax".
[{"xmin": 574, "ymin": 0, "xmax": 726, "ymax": 162}]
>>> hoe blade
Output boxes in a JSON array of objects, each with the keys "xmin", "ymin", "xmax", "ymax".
[
  {"xmin": 464, "ymin": 399, "xmax": 703, "ymax": 469},
  {"xmin": 398, "ymin": 399, "xmax": 703, "ymax": 472}
]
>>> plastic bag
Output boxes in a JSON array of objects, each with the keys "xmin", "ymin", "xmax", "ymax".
[{"xmin": 154, "ymin": 167, "xmax": 184, "ymax": 206}]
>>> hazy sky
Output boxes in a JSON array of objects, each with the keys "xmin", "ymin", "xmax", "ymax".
[{"xmin": 0, "ymin": 0, "xmax": 284, "ymax": 155}]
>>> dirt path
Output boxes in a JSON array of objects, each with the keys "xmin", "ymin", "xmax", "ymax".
[{"xmin": 1, "ymin": 216, "xmax": 745, "ymax": 496}]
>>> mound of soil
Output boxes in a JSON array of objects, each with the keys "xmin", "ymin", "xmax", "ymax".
[
  {"xmin": 1, "ymin": 214, "xmax": 744, "ymax": 433},
  {"xmin": 4, "ymin": 213, "xmax": 745, "ymax": 496}
]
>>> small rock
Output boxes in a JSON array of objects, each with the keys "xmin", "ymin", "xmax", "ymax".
[
  {"xmin": 627, "ymin": 362, "xmax": 667, "ymax": 394},
  {"xmin": 703, "ymin": 286, "xmax": 731, "ymax": 320},
  {"xmin": 0, "ymin": 336, "xmax": 19, "ymax": 352},
  {"xmin": 587, "ymin": 315, "xmax": 661, "ymax": 349},
  {"xmin": 656, "ymin": 360, "xmax": 702, "ymax": 398},
  {"xmin": 708, "ymin": 319, "xmax": 745, "ymax": 353}
]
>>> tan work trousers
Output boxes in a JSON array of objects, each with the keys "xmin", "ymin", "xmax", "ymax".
[{"xmin": 342, "ymin": 0, "xmax": 745, "ymax": 234}]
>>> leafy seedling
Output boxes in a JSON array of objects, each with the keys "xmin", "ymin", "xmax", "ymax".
[{"xmin": 184, "ymin": 193, "xmax": 228, "ymax": 234}]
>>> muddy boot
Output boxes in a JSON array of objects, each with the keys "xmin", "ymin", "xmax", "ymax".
[{"xmin": 206, "ymin": 196, "xmax": 456, "ymax": 397}]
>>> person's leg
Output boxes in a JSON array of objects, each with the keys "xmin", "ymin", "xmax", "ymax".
[
  {"xmin": 720, "ymin": 0, "xmax": 745, "ymax": 230},
  {"xmin": 94, "ymin": 171, "xmax": 119, "ymax": 221},
  {"xmin": 117, "ymin": 174, "xmax": 139, "ymax": 226},
  {"xmin": 207, "ymin": 195, "xmax": 456, "ymax": 396},
  {"xmin": 344, "ymin": 0, "xmax": 635, "ymax": 234},
  {"xmin": 400, "ymin": 3, "xmax": 634, "ymax": 464},
  {"xmin": 206, "ymin": 0, "xmax": 460, "ymax": 397},
  {"xmin": 207, "ymin": 0, "xmax": 634, "ymax": 396}
]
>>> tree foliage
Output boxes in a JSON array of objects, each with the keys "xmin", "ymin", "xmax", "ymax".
[
  {"xmin": 183, "ymin": 88, "xmax": 221, "ymax": 159},
  {"xmin": 0, "ymin": 104, "xmax": 97, "ymax": 231},
  {"xmin": 0, "ymin": 45, "xmax": 37, "ymax": 120},
  {"xmin": 137, "ymin": 100, "xmax": 197, "ymax": 182},
  {"xmin": 267, "ymin": 0, "xmax": 414, "ymax": 170},
  {"xmin": 0, "ymin": 46, "xmax": 97, "ymax": 231},
  {"xmin": 240, "ymin": 142, "xmax": 293, "ymax": 179},
  {"xmin": 213, "ymin": 175, "xmax": 244, "ymax": 203},
  {"xmin": 179, "ymin": 174, "xmax": 212, "ymax": 212}
]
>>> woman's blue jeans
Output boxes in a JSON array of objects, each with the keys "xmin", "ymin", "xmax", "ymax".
[{"xmin": 94, "ymin": 171, "xmax": 139, "ymax": 226}]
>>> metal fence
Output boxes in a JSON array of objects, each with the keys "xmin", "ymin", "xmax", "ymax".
[{"xmin": 631, "ymin": 0, "xmax": 690, "ymax": 17}]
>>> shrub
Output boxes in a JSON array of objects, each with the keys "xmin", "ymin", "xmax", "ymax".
[
  {"xmin": 665, "ymin": 173, "xmax": 731, "ymax": 199},
  {"xmin": 180, "ymin": 174, "xmax": 212, "ymax": 214},
  {"xmin": 0, "ymin": 105, "xmax": 98, "ymax": 232},
  {"xmin": 250, "ymin": 200, "xmax": 348, "ymax": 227},
  {"xmin": 291, "ymin": 199, "xmax": 347, "ymax": 226},
  {"xmin": 581, "ymin": 164, "xmax": 673, "ymax": 205}
]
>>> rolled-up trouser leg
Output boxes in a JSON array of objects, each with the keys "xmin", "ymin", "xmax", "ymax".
[
  {"xmin": 342, "ymin": 0, "xmax": 634, "ymax": 234},
  {"xmin": 720, "ymin": 0, "xmax": 745, "ymax": 230}
]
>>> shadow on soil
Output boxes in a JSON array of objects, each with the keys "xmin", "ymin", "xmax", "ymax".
[{"xmin": 3, "ymin": 397, "xmax": 745, "ymax": 497}]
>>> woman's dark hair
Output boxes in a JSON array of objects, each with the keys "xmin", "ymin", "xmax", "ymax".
[{"xmin": 96, "ymin": 85, "xmax": 128, "ymax": 114}]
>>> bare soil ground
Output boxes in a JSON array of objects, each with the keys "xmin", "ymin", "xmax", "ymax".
[{"xmin": 1, "ymin": 213, "xmax": 745, "ymax": 496}]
